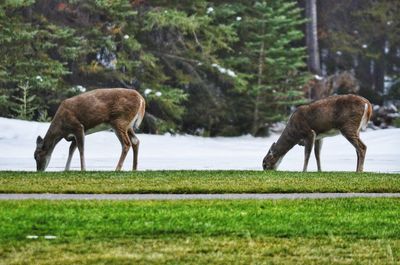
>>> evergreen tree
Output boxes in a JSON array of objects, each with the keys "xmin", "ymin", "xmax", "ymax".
[
  {"xmin": 137, "ymin": 2, "xmax": 237, "ymax": 133},
  {"xmin": 0, "ymin": 0, "xmax": 309, "ymax": 136},
  {"xmin": 0, "ymin": 0, "xmax": 84, "ymax": 118},
  {"xmin": 11, "ymin": 82, "xmax": 37, "ymax": 120},
  {"xmin": 34, "ymin": 0, "xmax": 237, "ymax": 133},
  {"xmin": 230, "ymin": 1, "xmax": 307, "ymax": 135}
]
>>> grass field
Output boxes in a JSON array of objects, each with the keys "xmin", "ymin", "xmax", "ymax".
[
  {"xmin": 1, "ymin": 170, "xmax": 399, "ymax": 264},
  {"xmin": 0, "ymin": 170, "xmax": 400, "ymax": 193},
  {"xmin": 0, "ymin": 198, "xmax": 399, "ymax": 264}
]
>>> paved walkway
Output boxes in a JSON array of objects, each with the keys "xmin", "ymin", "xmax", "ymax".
[{"xmin": 1, "ymin": 193, "xmax": 400, "ymax": 200}]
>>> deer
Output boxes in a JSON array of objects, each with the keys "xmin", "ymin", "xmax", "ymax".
[
  {"xmin": 34, "ymin": 88, "xmax": 145, "ymax": 171},
  {"xmin": 262, "ymin": 94, "xmax": 373, "ymax": 172}
]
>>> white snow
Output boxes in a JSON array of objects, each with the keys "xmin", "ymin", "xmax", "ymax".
[
  {"xmin": 44, "ymin": 235, "xmax": 57, "ymax": 240},
  {"xmin": 75, "ymin": 85, "xmax": 86, "ymax": 92},
  {"xmin": 0, "ymin": 117, "xmax": 399, "ymax": 173},
  {"xmin": 226, "ymin": 69, "xmax": 237, "ymax": 77},
  {"xmin": 212, "ymin": 63, "xmax": 237, "ymax": 78},
  {"xmin": 314, "ymin": 75, "xmax": 324, "ymax": 80}
]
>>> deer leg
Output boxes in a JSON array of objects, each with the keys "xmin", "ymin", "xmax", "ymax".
[
  {"xmin": 74, "ymin": 125, "xmax": 86, "ymax": 171},
  {"xmin": 341, "ymin": 131, "xmax": 367, "ymax": 172},
  {"xmin": 314, "ymin": 139, "xmax": 323, "ymax": 172},
  {"xmin": 114, "ymin": 127, "xmax": 131, "ymax": 171},
  {"xmin": 357, "ymin": 139, "xmax": 367, "ymax": 172},
  {"xmin": 128, "ymin": 128, "xmax": 140, "ymax": 170},
  {"xmin": 303, "ymin": 130, "xmax": 316, "ymax": 172},
  {"xmin": 65, "ymin": 140, "xmax": 77, "ymax": 171}
]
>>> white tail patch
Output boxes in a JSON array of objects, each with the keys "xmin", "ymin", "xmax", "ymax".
[
  {"xmin": 358, "ymin": 103, "xmax": 369, "ymax": 132},
  {"xmin": 132, "ymin": 97, "xmax": 145, "ymax": 130}
]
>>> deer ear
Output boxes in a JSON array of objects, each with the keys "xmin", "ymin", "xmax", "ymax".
[
  {"xmin": 269, "ymin": 142, "xmax": 276, "ymax": 155},
  {"xmin": 36, "ymin": 136, "xmax": 44, "ymax": 148}
]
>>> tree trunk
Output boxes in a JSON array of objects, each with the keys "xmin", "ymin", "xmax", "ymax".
[
  {"xmin": 306, "ymin": 0, "xmax": 321, "ymax": 75},
  {"xmin": 374, "ymin": 39, "xmax": 386, "ymax": 94},
  {"xmin": 251, "ymin": 35, "xmax": 265, "ymax": 136}
]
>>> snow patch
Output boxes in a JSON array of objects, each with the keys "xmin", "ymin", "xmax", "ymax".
[
  {"xmin": 212, "ymin": 63, "xmax": 237, "ymax": 77},
  {"xmin": 144, "ymin": 88, "xmax": 152, "ymax": 96},
  {"xmin": 0, "ymin": 118, "xmax": 399, "ymax": 172}
]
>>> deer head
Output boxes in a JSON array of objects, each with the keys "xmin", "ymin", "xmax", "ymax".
[
  {"xmin": 262, "ymin": 142, "xmax": 282, "ymax": 170},
  {"xmin": 34, "ymin": 136, "xmax": 51, "ymax": 171}
]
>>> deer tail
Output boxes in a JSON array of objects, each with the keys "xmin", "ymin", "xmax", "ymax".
[
  {"xmin": 359, "ymin": 101, "xmax": 373, "ymax": 131},
  {"xmin": 133, "ymin": 96, "xmax": 146, "ymax": 130},
  {"xmin": 366, "ymin": 101, "xmax": 373, "ymax": 122}
]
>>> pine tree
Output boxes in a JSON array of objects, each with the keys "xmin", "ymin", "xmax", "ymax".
[
  {"xmin": 136, "ymin": 2, "xmax": 238, "ymax": 133},
  {"xmin": 0, "ymin": 0, "xmax": 309, "ymax": 136},
  {"xmin": 229, "ymin": 1, "xmax": 307, "ymax": 135},
  {"xmin": 51, "ymin": 1, "xmax": 237, "ymax": 133},
  {"xmin": 11, "ymin": 82, "xmax": 37, "ymax": 120},
  {"xmin": 0, "ymin": 0, "xmax": 84, "ymax": 118}
]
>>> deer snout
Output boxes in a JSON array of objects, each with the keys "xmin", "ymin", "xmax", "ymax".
[
  {"xmin": 262, "ymin": 157, "xmax": 273, "ymax": 170},
  {"xmin": 262, "ymin": 160, "xmax": 267, "ymax": 170},
  {"xmin": 262, "ymin": 153, "xmax": 280, "ymax": 170},
  {"xmin": 35, "ymin": 158, "xmax": 46, "ymax": 171},
  {"xmin": 34, "ymin": 150, "xmax": 50, "ymax": 171}
]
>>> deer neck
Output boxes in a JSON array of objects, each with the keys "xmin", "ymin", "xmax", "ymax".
[
  {"xmin": 274, "ymin": 126, "xmax": 300, "ymax": 157},
  {"xmin": 42, "ymin": 122, "xmax": 63, "ymax": 154}
]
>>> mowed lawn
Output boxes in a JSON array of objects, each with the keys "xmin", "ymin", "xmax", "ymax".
[
  {"xmin": 0, "ymin": 170, "xmax": 400, "ymax": 193},
  {"xmin": 1, "ymin": 170, "xmax": 399, "ymax": 264},
  {"xmin": 0, "ymin": 199, "xmax": 399, "ymax": 264}
]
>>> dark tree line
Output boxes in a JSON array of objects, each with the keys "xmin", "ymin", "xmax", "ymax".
[
  {"xmin": 316, "ymin": 0, "xmax": 400, "ymax": 104},
  {"xmin": 0, "ymin": 0, "xmax": 399, "ymax": 135}
]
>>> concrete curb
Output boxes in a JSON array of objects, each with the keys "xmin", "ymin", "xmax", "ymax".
[{"xmin": 1, "ymin": 193, "xmax": 400, "ymax": 200}]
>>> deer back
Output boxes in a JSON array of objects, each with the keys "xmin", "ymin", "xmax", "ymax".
[
  {"xmin": 54, "ymin": 88, "xmax": 144, "ymax": 132},
  {"xmin": 294, "ymin": 95, "xmax": 372, "ymax": 135}
]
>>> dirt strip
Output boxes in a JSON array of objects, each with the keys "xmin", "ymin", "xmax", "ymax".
[{"xmin": 0, "ymin": 193, "xmax": 400, "ymax": 200}]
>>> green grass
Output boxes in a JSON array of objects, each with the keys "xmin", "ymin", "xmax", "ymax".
[
  {"xmin": 0, "ymin": 199, "xmax": 399, "ymax": 264},
  {"xmin": 0, "ymin": 170, "xmax": 399, "ymax": 193},
  {"xmin": 2, "ymin": 237, "xmax": 399, "ymax": 265},
  {"xmin": 1, "ymin": 171, "xmax": 399, "ymax": 263}
]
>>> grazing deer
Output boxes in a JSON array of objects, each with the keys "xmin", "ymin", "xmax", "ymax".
[
  {"xmin": 34, "ymin": 88, "xmax": 145, "ymax": 171},
  {"xmin": 262, "ymin": 95, "xmax": 372, "ymax": 172}
]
